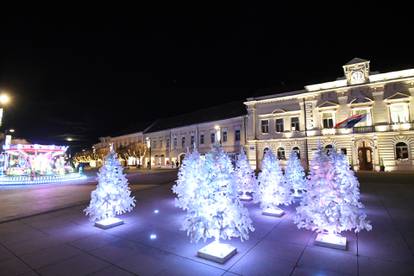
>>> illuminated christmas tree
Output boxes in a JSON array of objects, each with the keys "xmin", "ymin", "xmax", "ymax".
[
  {"xmin": 294, "ymin": 145, "xmax": 371, "ymax": 249},
  {"xmin": 285, "ymin": 150, "xmax": 307, "ymax": 197},
  {"xmin": 181, "ymin": 145, "xmax": 254, "ymax": 263},
  {"xmin": 84, "ymin": 147, "xmax": 135, "ymax": 228},
  {"xmin": 172, "ymin": 148, "xmax": 205, "ymax": 210},
  {"xmin": 234, "ymin": 148, "xmax": 257, "ymax": 201},
  {"xmin": 254, "ymin": 149, "xmax": 293, "ymax": 217}
]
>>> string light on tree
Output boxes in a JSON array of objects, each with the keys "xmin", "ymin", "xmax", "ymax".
[
  {"xmin": 254, "ymin": 149, "xmax": 293, "ymax": 217},
  {"xmin": 234, "ymin": 148, "xmax": 257, "ymax": 201},
  {"xmin": 285, "ymin": 150, "xmax": 307, "ymax": 198},
  {"xmin": 178, "ymin": 145, "xmax": 254, "ymax": 263},
  {"xmin": 294, "ymin": 145, "xmax": 371, "ymax": 250},
  {"xmin": 84, "ymin": 145, "xmax": 135, "ymax": 229}
]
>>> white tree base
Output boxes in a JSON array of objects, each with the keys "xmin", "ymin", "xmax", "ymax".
[
  {"xmin": 315, "ymin": 233, "xmax": 347, "ymax": 250},
  {"xmin": 197, "ymin": 241, "xmax": 237, "ymax": 264},
  {"xmin": 239, "ymin": 194, "xmax": 253, "ymax": 201},
  {"xmin": 262, "ymin": 207, "xmax": 284, "ymax": 217},
  {"xmin": 94, "ymin": 217, "xmax": 124, "ymax": 229}
]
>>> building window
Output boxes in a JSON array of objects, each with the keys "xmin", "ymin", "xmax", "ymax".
[
  {"xmin": 322, "ymin": 113, "xmax": 334, "ymax": 129},
  {"xmin": 181, "ymin": 137, "xmax": 185, "ymax": 148},
  {"xmin": 291, "ymin": 117, "xmax": 300, "ymax": 131},
  {"xmin": 275, "ymin": 118, "xmax": 284, "ymax": 132},
  {"xmin": 341, "ymin": 148, "xmax": 347, "ymax": 155},
  {"xmin": 222, "ymin": 131, "xmax": 227, "ymax": 142},
  {"xmin": 263, "ymin": 147, "xmax": 269, "ymax": 156},
  {"xmin": 190, "ymin": 135, "xmax": 195, "ymax": 147},
  {"xmin": 166, "ymin": 139, "xmax": 170, "ymax": 150},
  {"xmin": 235, "ymin": 130, "xmax": 241, "ymax": 141},
  {"xmin": 159, "ymin": 140, "xmax": 163, "ymax": 148},
  {"xmin": 277, "ymin": 147, "xmax": 286, "ymax": 160},
  {"xmin": 292, "ymin": 147, "xmax": 300, "ymax": 159},
  {"xmin": 325, "ymin": 144, "xmax": 333, "ymax": 155},
  {"xmin": 353, "ymin": 109, "xmax": 372, "ymax": 126},
  {"xmin": 261, "ymin": 120, "xmax": 269, "ymax": 133},
  {"xmin": 211, "ymin": 133, "xmax": 215, "ymax": 143},
  {"xmin": 390, "ymin": 103, "xmax": 410, "ymax": 123},
  {"xmin": 395, "ymin": 142, "xmax": 409, "ymax": 160},
  {"xmin": 152, "ymin": 140, "xmax": 157, "ymax": 149},
  {"xmin": 173, "ymin": 137, "xmax": 177, "ymax": 149},
  {"xmin": 200, "ymin": 134, "xmax": 204, "ymax": 144}
]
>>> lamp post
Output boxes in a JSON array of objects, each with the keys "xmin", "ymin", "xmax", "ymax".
[{"xmin": 146, "ymin": 137, "xmax": 151, "ymax": 170}]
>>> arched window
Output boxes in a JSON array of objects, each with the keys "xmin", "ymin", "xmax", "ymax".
[
  {"xmin": 292, "ymin": 147, "xmax": 300, "ymax": 159},
  {"xmin": 395, "ymin": 142, "xmax": 409, "ymax": 160},
  {"xmin": 277, "ymin": 147, "xmax": 286, "ymax": 160},
  {"xmin": 263, "ymin": 147, "xmax": 270, "ymax": 156},
  {"xmin": 325, "ymin": 144, "xmax": 333, "ymax": 156}
]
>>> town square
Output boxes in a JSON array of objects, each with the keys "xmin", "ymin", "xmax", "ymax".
[{"xmin": 0, "ymin": 3, "xmax": 413, "ymax": 276}]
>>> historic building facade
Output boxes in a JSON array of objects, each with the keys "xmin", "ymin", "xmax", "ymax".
[{"xmin": 245, "ymin": 58, "xmax": 414, "ymax": 171}]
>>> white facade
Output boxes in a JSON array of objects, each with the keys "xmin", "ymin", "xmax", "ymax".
[{"xmin": 245, "ymin": 58, "xmax": 414, "ymax": 171}]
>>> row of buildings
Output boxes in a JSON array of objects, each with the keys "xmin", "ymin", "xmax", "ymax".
[{"xmin": 89, "ymin": 58, "xmax": 414, "ymax": 171}]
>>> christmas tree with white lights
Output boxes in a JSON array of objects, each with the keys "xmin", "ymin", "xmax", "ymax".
[
  {"xmin": 234, "ymin": 148, "xmax": 257, "ymax": 201},
  {"xmin": 84, "ymin": 147, "xmax": 135, "ymax": 226},
  {"xmin": 254, "ymin": 149, "xmax": 293, "ymax": 216},
  {"xmin": 294, "ymin": 145, "xmax": 371, "ymax": 249},
  {"xmin": 172, "ymin": 148, "xmax": 205, "ymax": 210},
  {"xmin": 181, "ymin": 145, "xmax": 254, "ymax": 262},
  {"xmin": 285, "ymin": 150, "xmax": 307, "ymax": 197}
]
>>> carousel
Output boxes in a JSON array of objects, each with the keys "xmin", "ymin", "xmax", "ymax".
[{"xmin": 0, "ymin": 144, "xmax": 85, "ymax": 184}]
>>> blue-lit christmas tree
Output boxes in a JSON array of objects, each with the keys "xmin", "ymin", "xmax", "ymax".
[
  {"xmin": 285, "ymin": 150, "xmax": 307, "ymax": 197},
  {"xmin": 234, "ymin": 148, "xmax": 257, "ymax": 201}
]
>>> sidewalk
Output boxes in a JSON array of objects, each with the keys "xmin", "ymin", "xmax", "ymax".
[{"xmin": 0, "ymin": 179, "xmax": 413, "ymax": 275}]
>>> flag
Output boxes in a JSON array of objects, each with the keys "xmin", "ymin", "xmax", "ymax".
[{"xmin": 335, "ymin": 113, "xmax": 367, "ymax": 128}]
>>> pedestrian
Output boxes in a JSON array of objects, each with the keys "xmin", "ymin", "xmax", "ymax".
[{"xmin": 175, "ymin": 160, "xmax": 179, "ymax": 168}]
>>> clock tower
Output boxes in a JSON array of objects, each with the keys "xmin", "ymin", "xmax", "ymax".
[{"xmin": 343, "ymin": 57, "xmax": 370, "ymax": 85}]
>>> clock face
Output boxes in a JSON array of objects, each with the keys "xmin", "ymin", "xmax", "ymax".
[{"xmin": 351, "ymin": 71, "xmax": 364, "ymax": 83}]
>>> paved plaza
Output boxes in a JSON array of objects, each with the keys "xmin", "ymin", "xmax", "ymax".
[{"xmin": 0, "ymin": 172, "xmax": 413, "ymax": 275}]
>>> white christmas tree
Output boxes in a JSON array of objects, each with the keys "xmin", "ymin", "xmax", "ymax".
[
  {"xmin": 84, "ymin": 147, "xmax": 135, "ymax": 228},
  {"xmin": 172, "ymin": 148, "xmax": 204, "ymax": 210},
  {"xmin": 285, "ymin": 150, "xmax": 307, "ymax": 197},
  {"xmin": 234, "ymin": 148, "xmax": 257, "ymax": 201},
  {"xmin": 181, "ymin": 145, "xmax": 254, "ymax": 263},
  {"xmin": 294, "ymin": 145, "xmax": 371, "ymax": 249},
  {"xmin": 254, "ymin": 149, "xmax": 293, "ymax": 216}
]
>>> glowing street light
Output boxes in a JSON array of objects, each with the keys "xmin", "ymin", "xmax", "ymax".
[
  {"xmin": 0, "ymin": 94, "xmax": 10, "ymax": 105},
  {"xmin": 9, "ymin": 129, "xmax": 15, "ymax": 133},
  {"xmin": 66, "ymin": 137, "xmax": 73, "ymax": 142}
]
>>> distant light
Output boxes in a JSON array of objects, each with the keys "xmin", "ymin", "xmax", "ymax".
[
  {"xmin": 150, "ymin": 234, "xmax": 157, "ymax": 240},
  {"xmin": 9, "ymin": 129, "xmax": 15, "ymax": 133},
  {"xmin": 214, "ymin": 125, "xmax": 220, "ymax": 130},
  {"xmin": 66, "ymin": 137, "xmax": 73, "ymax": 141},
  {"xmin": 154, "ymin": 209, "xmax": 159, "ymax": 214},
  {"xmin": 0, "ymin": 94, "xmax": 10, "ymax": 105}
]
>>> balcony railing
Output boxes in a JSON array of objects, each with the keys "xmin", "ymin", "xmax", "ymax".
[{"xmin": 353, "ymin": 126, "xmax": 375, "ymax": 134}]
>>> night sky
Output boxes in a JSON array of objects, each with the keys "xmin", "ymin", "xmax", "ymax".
[{"xmin": 0, "ymin": 4, "xmax": 412, "ymax": 152}]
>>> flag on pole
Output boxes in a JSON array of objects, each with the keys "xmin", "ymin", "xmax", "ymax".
[{"xmin": 335, "ymin": 113, "xmax": 367, "ymax": 128}]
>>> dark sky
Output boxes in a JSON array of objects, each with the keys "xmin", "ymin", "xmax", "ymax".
[{"xmin": 0, "ymin": 4, "xmax": 412, "ymax": 152}]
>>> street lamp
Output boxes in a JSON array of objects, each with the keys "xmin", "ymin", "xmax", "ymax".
[
  {"xmin": 0, "ymin": 93, "xmax": 11, "ymax": 128},
  {"xmin": 146, "ymin": 137, "xmax": 151, "ymax": 170}
]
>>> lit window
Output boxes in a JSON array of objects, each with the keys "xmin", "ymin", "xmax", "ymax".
[
  {"xmin": 390, "ymin": 103, "xmax": 410, "ymax": 123},
  {"xmin": 395, "ymin": 142, "xmax": 409, "ymax": 160},
  {"xmin": 277, "ymin": 147, "xmax": 285, "ymax": 160},
  {"xmin": 322, "ymin": 113, "xmax": 334, "ymax": 129},
  {"xmin": 235, "ymin": 130, "xmax": 240, "ymax": 141},
  {"xmin": 261, "ymin": 120, "xmax": 269, "ymax": 133},
  {"xmin": 291, "ymin": 117, "xmax": 300, "ymax": 131},
  {"xmin": 275, "ymin": 119, "xmax": 284, "ymax": 132}
]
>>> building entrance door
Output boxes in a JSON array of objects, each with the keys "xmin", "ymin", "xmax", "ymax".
[{"xmin": 358, "ymin": 141, "xmax": 373, "ymax": 170}]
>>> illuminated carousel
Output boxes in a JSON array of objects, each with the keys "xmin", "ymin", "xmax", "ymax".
[{"xmin": 0, "ymin": 144, "xmax": 85, "ymax": 184}]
